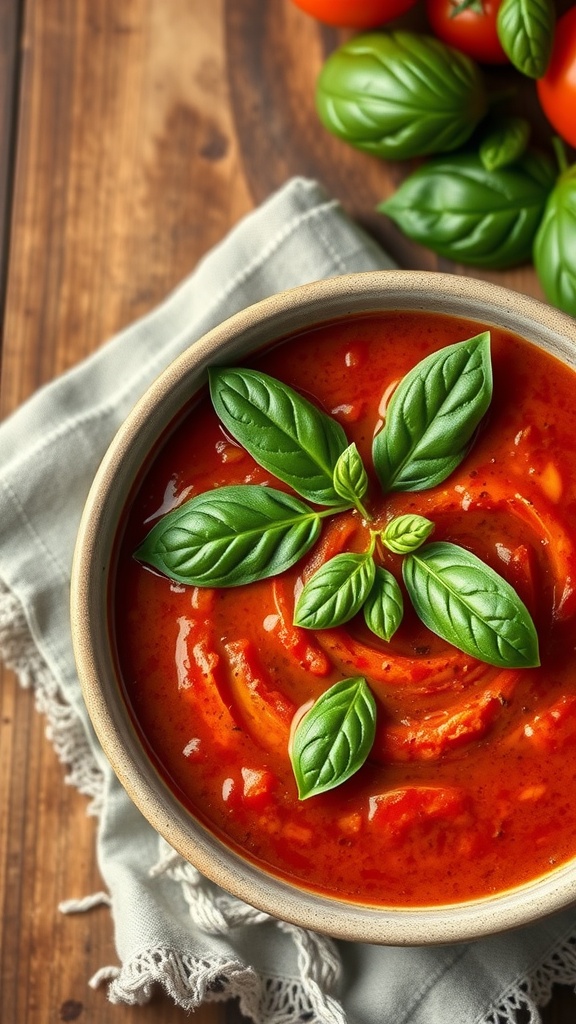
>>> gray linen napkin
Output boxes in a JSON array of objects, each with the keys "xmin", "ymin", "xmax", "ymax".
[{"xmin": 1, "ymin": 176, "xmax": 576, "ymax": 1023}]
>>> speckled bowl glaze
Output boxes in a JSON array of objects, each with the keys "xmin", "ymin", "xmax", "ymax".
[{"xmin": 71, "ymin": 270, "xmax": 576, "ymax": 945}]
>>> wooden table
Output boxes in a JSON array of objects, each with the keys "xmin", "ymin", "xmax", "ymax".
[{"xmin": 1, "ymin": 1, "xmax": 575, "ymax": 1020}]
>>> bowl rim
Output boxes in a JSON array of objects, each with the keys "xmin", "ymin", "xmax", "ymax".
[{"xmin": 71, "ymin": 270, "xmax": 576, "ymax": 945}]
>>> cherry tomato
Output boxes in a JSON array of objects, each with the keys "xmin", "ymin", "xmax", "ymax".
[
  {"xmin": 425, "ymin": 0, "xmax": 509, "ymax": 64},
  {"xmin": 537, "ymin": 7, "xmax": 576, "ymax": 149},
  {"xmin": 288, "ymin": 0, "xmax": 419, "ymax": 29}
]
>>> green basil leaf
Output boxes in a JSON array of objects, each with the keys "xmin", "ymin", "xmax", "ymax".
[
  {"xmin": 290, "ymin": 677, "xmax": 377, "ymax": 799},
  {"xmin": 372, "ymin": 333, "xmax": 492, "ymax": 493},
  {"xmin": 363, "ymin": 566, "xmax": 404, "ymax": 641},
  {"xmin": 497, "ymin": 0, "xmax": 555, "ymax": 78},
  {"xmin": 534, "ymin": 165, "xmax": 576, "ymax": 317},
  {"xmin": 379, "ymin": 150, "xmax": 556, "ymax": 268},
  {"xmin": 294, "ymin": 551, "xmax": 376, "ymax": 629},
  {"xmin": 382, "ymin": 514, "xmax": 435, "ymax": 554},
  {"xmin": 479, "ymin": 116, "xmax": 531, "ymax": 172},
  {"xmin": 135, "ymin": 485, "xmax": 322, "ymax": 587},
  {"xmin": 315, "ymin": 31, "xmax": 487, "ymax": 161},
  {"xmin": 403, "ymin": 541, "xmax": 540, "ymax": 668},
  {"xmin": 209, "ymin": 367, "xmax": 348, "ymax": 506},
  {"xmin": 333, "ymin": 443, "xmax": 369, "ymax": 516}
]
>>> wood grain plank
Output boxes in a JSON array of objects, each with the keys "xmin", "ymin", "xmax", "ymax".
[
  {"xmin": 0, "ymin": 0, "xmax": 245, "ymax": 1019},
  {"xmin": 0, "ymin": 0, "xmax": 21, "ymax": 310},
  {"xmin": 0, "ymin": 0, "xmax": 251, "ymax": 417}
]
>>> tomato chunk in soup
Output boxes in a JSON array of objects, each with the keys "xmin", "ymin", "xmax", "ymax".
[{"xmin": 113, "ymin": 311, "xmax": 576, "ymax": 907}]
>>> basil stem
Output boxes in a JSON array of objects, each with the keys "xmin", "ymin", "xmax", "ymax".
[
  {"xmin": 290, "ymin": 677, "xmax": 377, "ymax": 799},
  {"xmin": 403, "ymin": 541, "xmax": 540, "ymax": 669},
  {"xmin": 372, "ymin": 333, "xmax": 492, "ymax": 493},
  {"xmin": 135, "ymin": 485, "xmax": 324, "ymax": 587},
  {"xmin": 209, "ymin": 367, "xmax": 348, "ymax": 506}
]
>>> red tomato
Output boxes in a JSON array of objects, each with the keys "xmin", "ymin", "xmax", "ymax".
[
  {"xmin": 288, "ymin": 0, "xmax": 419, "ymax": 29},
  {"xmin": 425, "ymin": 0, "xmax": 508, "ymax": 63},
  {"xmin": 537, "ymin": 7, "xmax": 576, "ymax": 149}
]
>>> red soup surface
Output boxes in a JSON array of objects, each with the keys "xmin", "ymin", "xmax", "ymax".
[{"xmin": 113, "ymin": 311, "xmax": 576, "ymax": 907}]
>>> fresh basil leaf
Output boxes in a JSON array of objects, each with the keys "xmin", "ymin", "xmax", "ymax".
[
  {"xmin": 135, "ymin": 485, "xmax": 322, "ymax": 587},
  {"xmin": 372, "ymin": 333, "xmax": 492, "ymax": 493},
  {"xmin": 294, "ymin": 551, "xmax": 376, "ymax": 629},
  {"xmin": 290, "ymin": 677, "xmax": 377, "ymax": 799},
  {"xmin": 363, "ymin": 566, "xmax": 404, "ymax": 641},
  {"xmin": 497, "ymin": 0, "xmax": 555, "ymax": 78},
  {"xmin": 315, "ymin": 31, "xmax": 487, "ymax": 161},
  {"xmin": 209, "ymin": 367, "xmax": 348, "ymax": 506},
  {"xmin": 333, "ymin": 443, "xmax": 369, "ymax": 516},
  {"xmin": 479, "ymin": 116, "xmax": 531, "ymax": 172},
  {"xmin": 382, "ymin": 514, "xmax": 435, "ymax": 554},
  {"xmin": 533, "ymin": 165, "xmax": 576, "ymax": 318},
  {"xmin": 379, "ymin": 150, "xmax": 556, "ymax": 268},
  {"xmin": 403, "ymin": 541, "xmax": 540, "ymax": 668}
]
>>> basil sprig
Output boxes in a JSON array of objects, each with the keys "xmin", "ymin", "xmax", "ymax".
[
  {"xmin": 403, "ymin": 542, "xmax": 540, "ymax": 668},
  {"xmin": 372, "ymin": 332, "xmax": 492, "ymax": 492},
  {"xmin": 136, "ymin": 333, "xmax": 544, "ymax": 798},
  {"xmin": 209, "ymin": 367, "xmax": 348, "ymax": 506},
  {"xmin": 379, "ymin": 150, "xmax": 556, "ymax": 269},
  {"xmin": 290, "ymin": 677, "xmax": 377, "ymax": 799},
  {"xmin": 290, "ymin": 521, "xmax": 540, "ymax": 670},
  {"xmin": 315, "ymin": 31, "xmax": 487, "ymax": 161},
  {"xmin": 134, "ymin": 485, "xmax": 324, "ymax": 587},
  {"xmin": 496, "ymin": 0, "xmax": 555, "ymax": 79}
]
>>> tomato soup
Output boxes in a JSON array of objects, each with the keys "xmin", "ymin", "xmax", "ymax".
[{"xmin": 112, "ymin": 311, "xmax": 576, "ymax": 907}]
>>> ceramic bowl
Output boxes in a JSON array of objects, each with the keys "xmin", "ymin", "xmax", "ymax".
[{"xmin": 71, "ymin": 270, "xmax": 576, "ymax": 945}]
